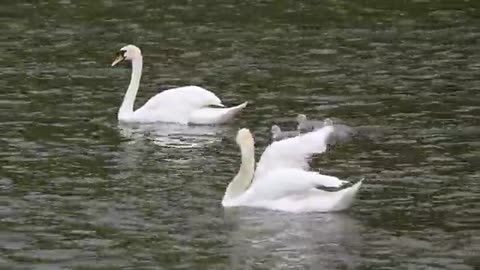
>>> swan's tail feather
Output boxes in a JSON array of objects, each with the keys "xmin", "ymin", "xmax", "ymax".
[
  {"xmin": 188, "ymin": 102, "xmax": 248, "ymax": 125},
  {"xmin": 220, "ymin": 102, "xmax": 248, "ymax": 122},
  {"xmin": 315, "ymin": 177, "xmax": 364, "ymax": 192},
  {"xmin": 330, "ymin": 178, "xmax": 364, "ymax": 211}
]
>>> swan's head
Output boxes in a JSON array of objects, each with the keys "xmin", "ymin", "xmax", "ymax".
[
  {"xmin": 111, "ymin": 44, "xmax": 142, "ymax": 66},
  {"xmin": 296, "ymin": 114, "xmax": 307, "ymax": 123},
  {"xmin": 324, "ymin": 118, "xmax": 333, "ymax": 126},
  {"xmin": 236, "ymin": 128, "xmax": 254, "ymax": 146},
  {"xmin": 271, "ymin": 125, "xmax": 281, "ymax": 135}
]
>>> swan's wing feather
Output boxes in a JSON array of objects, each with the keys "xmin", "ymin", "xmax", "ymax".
[
  {"xmin": 133, "ymin": 86, "xmax": 224, "ymax": 123},
  {"xmin": 141, "ymin": 86, "xmax": 223, "ymax": 110},
  {"xmin": 255, "ymin": 126, "xmax": 334, "ymax": 179},
  {"xmin": 248, "ymin": 169, "xmax": 348, "ymax": 201}
]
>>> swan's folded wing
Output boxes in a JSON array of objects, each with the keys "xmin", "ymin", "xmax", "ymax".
[
  {"xmin": 254, "ymin": 126, "xmax": 334, "ymax": 179},
  {"xmin": 134, "ymin": 86, "xmax": 224, "ymax": 122},
  {"xmin": 248, "ymin": 169, "xmax": 347, "ymax": 201}
]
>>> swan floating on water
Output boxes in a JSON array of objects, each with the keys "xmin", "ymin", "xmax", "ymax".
[
  {"xmin": 271, "ymin": 125, "xmax": 299, "ymax": 141},
  {"xmin": 222, "ymin": 121, "xmax": 363, "ymax": 212},
  {"xmin": 111, "ymin": 44, "xmax": 248, "ymax": 124},
  {"xmin": 296, "ymin": 114, "xmax": 327, "ymax": 132},
  {"xmin": 296, "ymin": 114, "xmax": 383, "ymax": 144}
]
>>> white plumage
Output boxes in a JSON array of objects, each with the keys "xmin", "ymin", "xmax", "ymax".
[
  {"xmin": 222, "ymin": 125, "xmax": 363, "ymax": 212},
  {"xmin": 255, "ymin": 124, "xmax": 334, "ymax": 179},
  {"xmin": 112, "ymin": 45, "xmax": 247, "ymax": 124}
]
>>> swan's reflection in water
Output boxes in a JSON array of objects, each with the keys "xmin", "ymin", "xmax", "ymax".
[
  {"xmin": 224, "ymin": 209, "xmax": 363, "ymax": 270},
  {"xmin": 118, "ymin": 122, "xmax": 233, "ymax": 148}
]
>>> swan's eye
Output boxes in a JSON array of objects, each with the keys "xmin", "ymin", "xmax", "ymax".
[
  {"xmin": 117, "ymin": 50, "xmax": 127, "ymax": 58},
  {"xmin": 111, "ymin": 50, "xmax": 128, "ymax": 66}
]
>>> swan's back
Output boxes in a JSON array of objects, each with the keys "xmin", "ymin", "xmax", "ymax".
[
  {"xmin": 245, "ymin": 177, "xmax": 363, "ymax": 212},
  {"xmin": 275, "ymin": 180, "xmax": 363, "ymax": 212},
  {"xmin": 142, "ymin": 86, "xmax": 222, "ymax": 109}
]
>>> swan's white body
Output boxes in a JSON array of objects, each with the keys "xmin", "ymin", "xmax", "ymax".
[
  {"xmin": 112, "ymin": 45, "xmax": 247, "ymax": 124},
  {"xmin": 222, "ymin": 125, "xmax": 363, "ymax": 212}
]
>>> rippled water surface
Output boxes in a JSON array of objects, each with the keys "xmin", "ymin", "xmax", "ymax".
[{"xmin": 1, "ymin": 0, "xmax": 479, "ymax": 269}]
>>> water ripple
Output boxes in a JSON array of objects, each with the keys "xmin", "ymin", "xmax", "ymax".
[{"xmin": 1, "ymin": 0, "xmax": 479, "ymax": 269}]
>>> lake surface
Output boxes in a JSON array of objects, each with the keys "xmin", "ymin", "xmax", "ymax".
[{"xmin": 1, "ymin": 0, "xmax": 479, "ymax": 269}]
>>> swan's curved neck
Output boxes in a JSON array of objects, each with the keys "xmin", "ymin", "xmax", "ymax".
[
  {"xmin": 223, "ymin": 140, "xmax": 255, "ymax": 202},
  {"xmin": 118, "ymin": 56, "xmax": 143, "ymax": 120}
]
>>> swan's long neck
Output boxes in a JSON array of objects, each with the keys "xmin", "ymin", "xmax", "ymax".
[
  {"xmin": 223, "ymin": 140, "xmax": 255, "ymax": 202},
  {"xmin": 118, "ymin": 56, "xmax": 143, "ymax": 120}
]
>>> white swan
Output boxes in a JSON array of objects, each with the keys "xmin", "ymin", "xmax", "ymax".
[
  {"xmin": 222, "ymin": 123, "xmax": 363, "ymax": 212},
  {"xmin": 111, "ymin": 44, "xmax": 248, "ymax": 124}
]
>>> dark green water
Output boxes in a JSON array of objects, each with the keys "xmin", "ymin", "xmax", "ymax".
[{"xmin": 1, "ymin": 1, "xmax": 479, "ymax": 269}]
